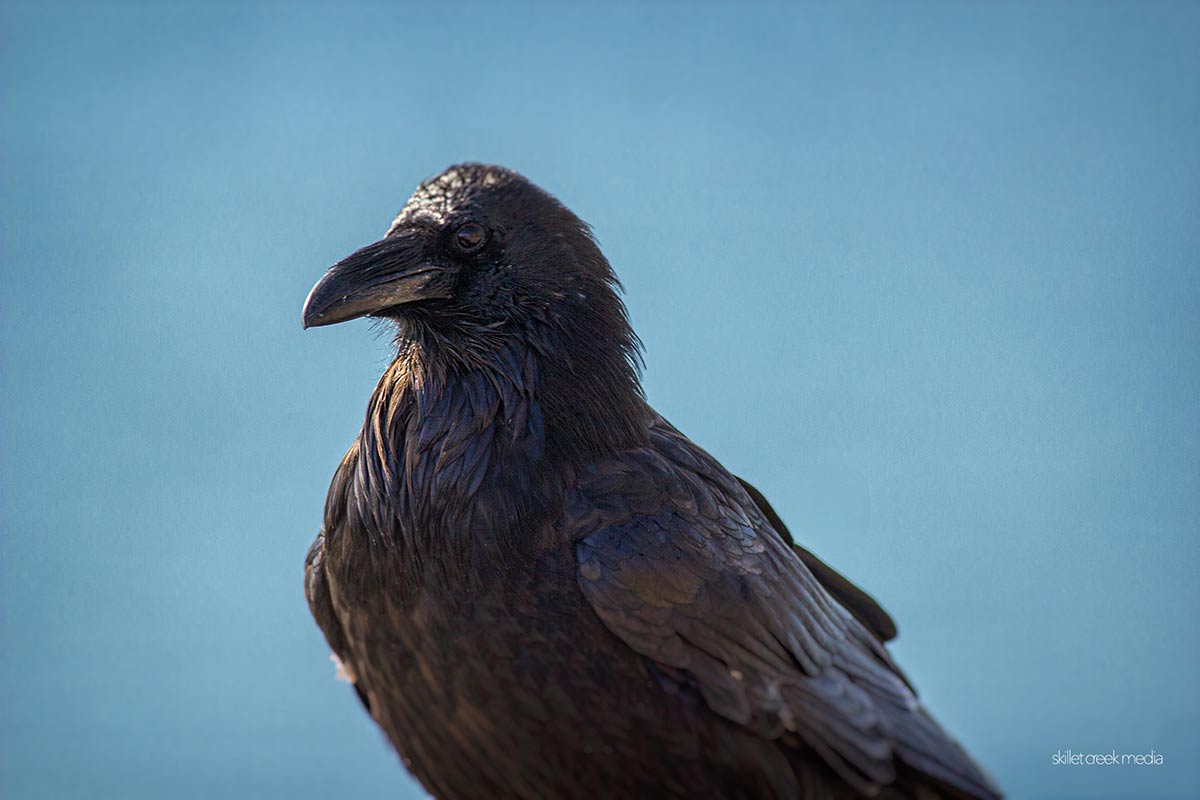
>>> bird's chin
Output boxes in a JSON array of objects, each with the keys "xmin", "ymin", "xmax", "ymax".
[
  {"xmin": 370, "ymin": 306, "xmax": 413, "ymax": 324},
  {"xmin": 370, "ymin": 301, "xmax": 446, "ymax": 333}
]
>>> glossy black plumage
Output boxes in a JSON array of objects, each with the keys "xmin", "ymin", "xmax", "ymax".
[{"xmin": 303, "ymin": 164, "xmax": 1001, "ymax": 799}]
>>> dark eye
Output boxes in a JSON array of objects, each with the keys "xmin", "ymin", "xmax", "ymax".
[{"xmin": 452, "ymin": 222, "xmax": 487, "ymax": 254}]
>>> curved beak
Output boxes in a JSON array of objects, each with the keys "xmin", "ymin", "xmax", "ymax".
[{"xmin": 302, "ymin": 232, "xmax": 452, "ymax": 329}]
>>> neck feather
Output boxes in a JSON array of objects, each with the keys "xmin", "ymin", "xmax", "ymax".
[{"xmin": 355, "ymin": 314, "xmax": 649, "ymax": 541}]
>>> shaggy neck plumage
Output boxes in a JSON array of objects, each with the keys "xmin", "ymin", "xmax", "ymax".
[{"xmin": 353, "ymin": 301, "xmax": 649, "ymax": 552}]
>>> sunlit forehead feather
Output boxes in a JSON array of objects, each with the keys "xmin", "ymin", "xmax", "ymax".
[{"xmin": 386, "ymin": 164, "xmax": 521, "ymax": 235}]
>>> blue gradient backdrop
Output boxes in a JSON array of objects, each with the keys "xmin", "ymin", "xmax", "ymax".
[{"xmin": 2, "ymin": 3, "xmax": 1197, "ymax": 799}]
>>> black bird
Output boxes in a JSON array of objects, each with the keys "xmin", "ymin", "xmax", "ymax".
[{"xmin": 302, "ymin": 164, "xmax": 1001, "ymax": 800}]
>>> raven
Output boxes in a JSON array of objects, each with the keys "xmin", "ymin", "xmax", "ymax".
[{"xmin": 302, "ymin": 164, "xmax": 1001, "ymax": 800}]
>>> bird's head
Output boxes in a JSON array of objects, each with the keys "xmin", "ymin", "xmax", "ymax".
[
  {"xmin": 303, "ymin": 164, "xmax": 647, "ymax": 461},
  {"xmin": 303, "ymin": 164, "xmax": 630, "ymax": 346}
]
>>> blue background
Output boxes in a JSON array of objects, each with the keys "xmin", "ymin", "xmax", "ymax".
[{"xmin": 2, "ymin": 3, "xmax": 1197, "ymax": 798}]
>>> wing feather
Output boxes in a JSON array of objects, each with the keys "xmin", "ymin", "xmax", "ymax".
[
  {"xmin": 304, "ymin": 445, "xmax": 371, "ymax": 714},
  {"xmin": 571, "ymin": 419, "xmax": 1000, "ymax": 799}
]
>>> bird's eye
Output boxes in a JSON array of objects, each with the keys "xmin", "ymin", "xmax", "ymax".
[{"xmin": 452, "ymin": 223, "xmax": 487, "ymax": 254}]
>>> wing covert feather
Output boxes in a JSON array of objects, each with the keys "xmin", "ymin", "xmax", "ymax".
[{"xmin": 736, "ymin": 476, "xmax": 898, "ymax": 643}]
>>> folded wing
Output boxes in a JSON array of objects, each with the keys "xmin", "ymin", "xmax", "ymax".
[{"xmin": 569, "ymin": 419, "xmax": 1000, "ymax": 798}]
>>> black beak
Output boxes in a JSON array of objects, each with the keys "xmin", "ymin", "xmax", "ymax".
[{"xmin": 302, "ymin": 232, "xmax": 452, "ymax": 329}]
